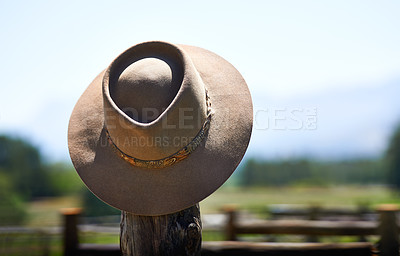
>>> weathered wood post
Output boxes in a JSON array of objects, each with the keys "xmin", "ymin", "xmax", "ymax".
[
  {"xmin": 223, "ymin": 205, "xmax": 238, "ymax": 241},
  {"xmin": 61, "ymin": 208, "xmax": 81, "ymax": 256},
  {"xmin": 306, "ymin": 204, "xmax": 320, "ymax": 242},
  {"xmin": 377, "ymin": 204, "xmax": 399, "ymax": 256},
  {"xmin": 120, "ymin": 204, "xmax": 202, "ymax": 256},
  {"xmin": 357, "ymin": 203, "xmax": 369, "ymax": 242}
]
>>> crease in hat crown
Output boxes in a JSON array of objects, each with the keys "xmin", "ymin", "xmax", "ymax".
[{"xmin": 102, "ymin": 41, "xmax": 209, "ymax": 162}]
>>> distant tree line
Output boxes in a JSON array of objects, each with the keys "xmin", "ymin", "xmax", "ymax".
[
  {"xmin": 239, "ymin": 123, "xmax": 400, "ymax": 188},
  {"xmin": 0, "ymin": 135, "xmax": 84, "ymax": 225},
  {"xmin": 0, "ymin": 135, "xmax": 118, "ymax": 225},
  {"xmin": 386, "ymin": 124, "xmax": 400, "ymax": 190},
  {"xmin": 239, "ymin": 158, "xmax": 387, "ymax": 187}
]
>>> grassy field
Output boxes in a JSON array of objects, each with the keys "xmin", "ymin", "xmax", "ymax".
[
  {"xmin": 25, "ymin": 185, "xmax": 400, "ymax": 227},
  {"xmin": 200, "ymin": 184, "xmax": 400, "ymax": 213},
  {"xmin": 26, "ymin": 196, "xmax": 81, "ymax": 227}
]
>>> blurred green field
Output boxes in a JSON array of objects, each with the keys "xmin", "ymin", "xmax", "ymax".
[
  {"xmin": 25, "ymin": 185, "xmax": 400, "ymax": 227},
  {"xmin": 200, "ymin": 185, "xmax": 400, "ymax": 213},
  {"xmin": 26, "ymin": 196, "xmax": 81, "ymax": 227}
]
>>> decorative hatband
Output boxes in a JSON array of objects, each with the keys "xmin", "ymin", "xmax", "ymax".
[{"xmin": 106, "ymin": 90, "xmax": 212, "ymax": 169}]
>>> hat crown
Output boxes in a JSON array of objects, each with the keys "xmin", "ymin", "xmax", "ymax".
[
  {"xmin": 112, "ymin": 57, "xmax": 183, "ymax": 123},
  {"xmin": 103, "ymin": 42, "xmax": 208, "ymax": 161}
]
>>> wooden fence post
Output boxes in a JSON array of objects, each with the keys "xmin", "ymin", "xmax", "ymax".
[
  {"xmin": 61, "ymin": 208, "xmax": 82, "ymax": 256},
  {"xmin": 223, "ymin": 205, "xmax": 237, "ymax": 241},
  {"xmin": 120, "ymin": 204, "xmax": 202, "ymax": 256},
  {"xmin": 377, "ymin": 204, "xmax": 399, "ymax": 256},
  {"xmin": 306, "ymin": 205, "xmax": 320, "ymax": 242},
  {"xmin": 357, "ymin": 204, "xmax": 369, "ymax": 242}
]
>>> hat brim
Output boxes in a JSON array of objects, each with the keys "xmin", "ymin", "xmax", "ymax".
[{"xmin": 68, "ymin": 44, "xmax": 253, "ymax": 215}]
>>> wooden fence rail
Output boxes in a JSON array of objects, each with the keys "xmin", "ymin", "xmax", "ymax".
[
  {"xmin": 233, "ymin": 220, "xmax": 377, "ymax": 236},
  {"xmin": 268, "ymin": 204, "xmax": 373, "ymax": 219},
  {"xmin": 62, "ymin": 242, "xmax": 375, "ymax": 256},
  {"xmin": 224, "ymin": 204, "xmax": 399, "ymax": 256},
  {"xmin": 60, "ymin": 204, "xmax": 400, "ymax": 256},
  {"xmin": 201, "ymin": 241, "xmax": 374, "ymax": 256}
]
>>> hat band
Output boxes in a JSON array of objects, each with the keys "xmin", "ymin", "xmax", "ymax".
[{"xmin": 106, "ymin": 90, "xmax": 212, "ymax": 169}]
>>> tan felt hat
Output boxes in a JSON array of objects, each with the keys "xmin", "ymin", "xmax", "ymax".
[{"xmin": 68, "ymin": 41, "xmax": 253, "ymax": 216}]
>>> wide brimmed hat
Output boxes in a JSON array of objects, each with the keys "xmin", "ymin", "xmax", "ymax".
[{"xmin": 68, "ymin": 41, "xmax": 252, "ymax": 215}]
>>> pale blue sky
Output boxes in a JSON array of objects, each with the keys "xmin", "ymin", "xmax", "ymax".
[{"xmin": 1, "ymin": 1, "xmax": 400, "ymax": 161}]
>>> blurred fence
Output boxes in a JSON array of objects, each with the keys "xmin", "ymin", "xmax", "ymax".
[
  {"xmin": 1, "ymin": 204, "xmax": 400, "ymax": 256},
  {"xmin": 0, "ymin": 227, "xmax": 60, "ymax": 256}
]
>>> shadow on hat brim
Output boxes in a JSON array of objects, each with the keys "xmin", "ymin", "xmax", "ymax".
[{"xmin": 68, "ymin": 43, "xmax": 253, "ymax": 216}]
